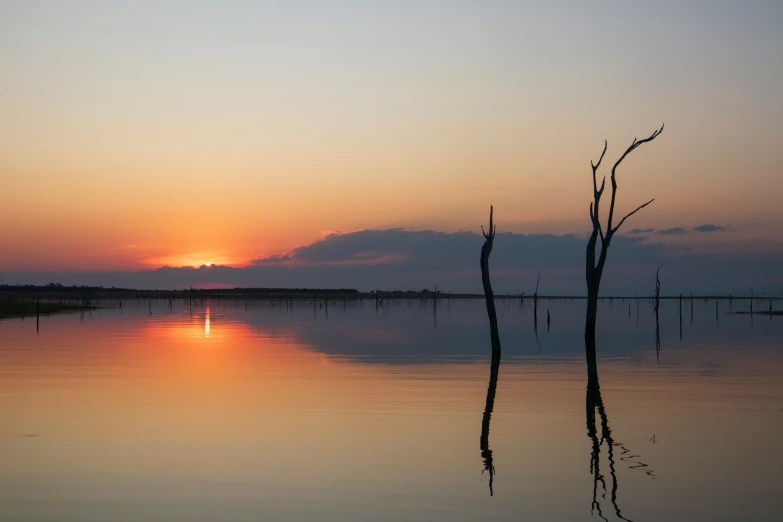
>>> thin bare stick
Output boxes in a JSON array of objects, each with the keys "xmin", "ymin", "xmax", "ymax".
[
  {"xmin": 612, "ymin": 198, "xmax": 655, "ymax": 234},
  {"xmin": 607, "ymin": 124, "xmax": 664, "ymax": 232},
  {"xmin": 591, "ymin": 140, "xmax": 608, "ymax": 194}
]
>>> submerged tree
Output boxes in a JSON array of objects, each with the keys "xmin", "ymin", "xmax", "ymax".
[
  {"xmin": 654, "ymin": 264, "xmax": 662, "ymax": 363},
  {"xmin": 586, "ymin": 350, "xmax": 654, "ymax": 521},
  {"xmin": 533, "ymin": 271, "xmax": 541, "ymax": 332},
  {"xmin": 481, "ymin": 206, "xmax": 501, "ymax": 357},
  {"xmin": 480, "ymin": 347, "xmax": 501, "ymax": 496},
  {"xmin": 586, "ymin": 125, "xmax": 664, "ymax": 351},
  {"xmin": 479, "ymin": 206, "xmax": 503, "ymax": 494}
]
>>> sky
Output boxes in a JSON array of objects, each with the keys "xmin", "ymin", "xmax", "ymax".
[{"xmin": 1, "ymin": 1, "xmax": 782, "ymax": 292}]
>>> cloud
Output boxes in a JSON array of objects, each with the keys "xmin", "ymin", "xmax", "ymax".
[
  {"xmin": 693, "ymin": 224, "xmax": 726, "ymax": 233},
  {"xmin": 629, "ymin": 228, "xmax": 655, "ymax": 234},
  {"xmin": 250, "ymin": 229, "xmax": 660, "ymax": 272},
  {"xmin": 0, "ymin": 229, "xmax": 663, "ymax": 294},
  {"xmin": 2, "ymin": 228, "xmax": 781, "ymax": 295},
  {"xmin": 657, "ymin": 227, "xmax": 687, "ymax": 235}
]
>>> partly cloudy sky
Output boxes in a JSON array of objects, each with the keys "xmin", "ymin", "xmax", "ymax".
[
  {"xmin": 3, "ymin": 227, "xmax": 781, "ymax": 295},
  {"xmin": 2, "ymin": 3, "xmax": 782, "ymax": 295}
]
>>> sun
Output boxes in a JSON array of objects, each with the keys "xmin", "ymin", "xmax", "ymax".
[{"xmin": 141, "ymin": 252, "xmax": 241, "ymax": 268}]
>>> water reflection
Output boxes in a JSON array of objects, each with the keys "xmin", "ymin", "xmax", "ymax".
[
  {"xmin": 586, "ymin": 349, "xmax": 654, "ymax": 521},
  {"xmin": 2, "ymin": 300, "xmax": 782, "ymax": 522},
  {"xmin": 205, "ymin": 305, "xmax": 211, "ymax": 337},
  {"xmin": 479, "ymin": 351, "xmax": 501, "ymax": 496}
]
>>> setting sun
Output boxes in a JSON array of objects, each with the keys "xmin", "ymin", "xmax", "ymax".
[
  {"xmin": 1, "ymin": 3, "xmax": 782, "ymax": 522},
  {"xmin": 141, "ymin": 252, "xmax": 240, "ymax": 268}
]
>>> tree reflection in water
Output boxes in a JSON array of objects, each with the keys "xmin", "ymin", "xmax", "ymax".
[
  {"xmin": 586, "ymin": 342, "xmax": 654, "ymax": 521},
  {"xmin": 480, "ymin": 351, "xmax": 501, "ymax": 496}
]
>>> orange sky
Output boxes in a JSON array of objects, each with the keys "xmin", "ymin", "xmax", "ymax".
[{"xmin": 1, "ymin": 3, "xmax": 782, "ymax": 271}]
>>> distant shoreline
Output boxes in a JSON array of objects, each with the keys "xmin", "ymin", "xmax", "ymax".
[
  {"xmin": 1, "ymin": 285, "xmax": 780, "ymax": 302},
  {"xmin": 0, "ymin": 299, "xmax": 93, "ymax": 319}
]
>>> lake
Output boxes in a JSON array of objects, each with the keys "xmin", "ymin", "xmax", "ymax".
[{"xmin": 1, "ymin": 297, "xmax": 781, "ymax": 521}]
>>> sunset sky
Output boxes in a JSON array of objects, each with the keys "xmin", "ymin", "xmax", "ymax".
[{"xmin": 1, "ymin": 2, "xmax": 781, "ymax": 291}]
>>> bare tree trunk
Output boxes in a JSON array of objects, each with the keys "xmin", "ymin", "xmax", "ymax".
[
  {"xmin": 584, "ymin": 125, "xmax": 663, "ymax": 352},
  {"xmin": 585, "ymin": 287, "xmax": 599, "ymax": 354},
  {"xmin": 547, "ymin": 309, "xmax": 551, "ymax": 331},
  {"xmin": 655, "ymin": 265, "xmax": 662, "ymax": 363},
  {"xmin": 679, "ymin": 294, "xmax": 683, "ymax": 340},
  {"xmin": 533, "ymin": 271, "xmax": 540, "ymax": 331},
  {"xmin": 480, "ymin": 206, "xmax": 501, "ymax": 357},
  {"xmin": 690, "ymin": 292, "xmax": 694, "ymax": 325},
  {"xmin": 585, "ymin": 348, "xmax": 650, "ymax": 521},
  {"xmin": 480, "ymin": 349, "xmax": 501, "ymax": 496}
]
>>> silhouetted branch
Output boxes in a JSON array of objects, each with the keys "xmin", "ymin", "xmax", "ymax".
[
  {"xmin": 591, "ymin": 140, "xmax": 608, "ymax": 181},
  {"xmin": 479, "ymin": 206, "xmax": 503, "ymax": 495},
  {"xmin": 612, "ymin": 198, "xmax": 655, "ymax": 235},
  {"xmin": 481, "ymin": 206, "xmax": 496, "ymax": 240},
  {"xmin": 585, "ymin": 125, "xmax": 663, "ymax": 348},
  {"xmin": 606, "ymin": 124, "xmax": 664, "ymax": 233},
  {"xmin": 610, "ymin": 125, "xmax": 664, "ymax": 184},
  {"xmin": 480, "ymin": 206, "xmax": 501, "ymax": 357}
]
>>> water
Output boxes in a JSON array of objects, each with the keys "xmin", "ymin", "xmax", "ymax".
[{"xmin": 1, "ymin": 298, "xmax": 781, "ymax": 521}]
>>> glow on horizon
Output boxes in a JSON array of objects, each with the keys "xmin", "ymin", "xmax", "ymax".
[
  {"xmin": 143, "ymin": 253, "xmax": 239, "ymax": 269},
  {"xmin": 1, "ymin": 2, "xmax": 782, "ymax": 271}
]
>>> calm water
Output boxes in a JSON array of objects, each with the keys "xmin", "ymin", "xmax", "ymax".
[{"xmin": 1, "ymin": 298, "xmax": 781, "ymax": 521}]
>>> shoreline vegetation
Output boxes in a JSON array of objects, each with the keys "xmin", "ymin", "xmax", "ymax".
[
  {"xmin": 0, "ymin": 299, "xmax": 94, "ymax": 319},
  {"xmin": 0, "ymin": 285, "xmax": 780, "ymax": 304}
]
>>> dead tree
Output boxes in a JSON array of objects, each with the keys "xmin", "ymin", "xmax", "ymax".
[
  {"xmin": 655, "ymin": 265, "xmax": 662, "ymax": 363},
  {"xmin": 479, "ymin": 206, "xmax": 503, "ymax": 495},
  {"xmin": 481, "ymin": 206, "xmax": 501, "ymax": 357},
  {"xmin": 586, "ymin": 125, "xmax": 664, "ymax": 351},
  {"xmin": 586, "ymin": 350, "xmax": 653, "ymax": 521},
  {"xmin": 656, "ymin": 263, "xmax": 663, "ymax": 358},
  {"xmin": 690, "ymin": 292, "xmax": 694, "ymax": 325},
  {"xmin": 533, "ymin": 271, "xmax": 541, "ymax": 331},
  {"xmin": 480, "ymin": 347, "xmax": 501, "ymax": 496},
  {"xmin": 679, "ymin": 294, "xmax": 683, "ymax": 340}
]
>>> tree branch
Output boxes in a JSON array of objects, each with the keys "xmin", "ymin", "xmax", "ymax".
[
  {"xmin": 611, "ymin": 124, "xmax": 664, "ymax": 180},
  {"xmin": 607, "ymin": 124, "xmax": 663, "ymax": 231},
  {"xmin": 612, "ymin": 199, "xmax": 654, "ymax": 234},
  {"xmin": 481, "ymin": 205, "xmax": 496, "ymax": 240},
  {"xmin": 590, "ymin": 203, "xmax": 605, "ymax": 243},
  {"xmin": 591, "ymin": 140, "xmax": 608, "ymax": 193}
]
